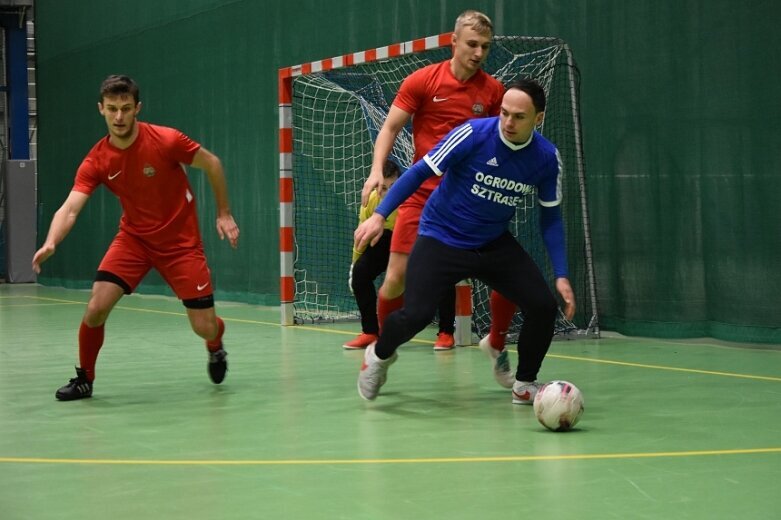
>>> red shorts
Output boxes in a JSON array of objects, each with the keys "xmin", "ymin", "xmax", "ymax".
[
  {"xmin": 97, "ymin": 230, "xmax": 212, "ymax": 301},
  {"xmin": 390, "ymin": 184, "xmax": 435, "ymax": 254}
]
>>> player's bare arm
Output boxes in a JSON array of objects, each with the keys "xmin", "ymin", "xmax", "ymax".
[
  {"xmin": 555, "ymin": 277, "xmax": 576, "ymax": 320},
  {"xmin": 32, "ymin": 190, "xmax": 90, "ymax": 273},
  {"xmin": 191, "ymin": 147, "xmax": 240, "ymax": 249},
  {"xmin": 361, "ymin": 105, "xmax": 411, "ymax": 205}
]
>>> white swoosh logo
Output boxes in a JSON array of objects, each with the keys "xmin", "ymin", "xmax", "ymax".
[
  {"xmin": 433, "ymin": 96, "xmax": 448, "ymax": 103},
  {"xmin": 197, "ymin": 282, "xmax": 210, "ymax": 291},
  {"xmin": 108, "ymin": 170, "xmax": 122, "ymax": 180}
]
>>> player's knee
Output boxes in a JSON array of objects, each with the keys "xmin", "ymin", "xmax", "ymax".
[
  {"xmin": 352, "ymin": 262, "xmax": 371, "ymax": 284},
  {"xmin": 531, "ymin": 293, "xmax": 558, "ymax": 321},
  {"xmin": 83, "ymin": 301, "xmax": 110, "ymax": 327},
  {"xmin": 382, "ymin": 268, "xmax": 405, "ymax": 293},
  {"xmin": 191, "ymin": 318, "xmax": 217, "ymax": 340},
  {"xmin": 183, "ymin": 296, "xmax": 216, "ymax": 339}
]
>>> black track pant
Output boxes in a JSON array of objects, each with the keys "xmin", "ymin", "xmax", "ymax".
[
  {"xmin": 352, "ymin": 231, "xmax": 393, "ymax": 335},
  {"xmin": 375, "ymin": 232, "xmax": 558, "ymax": 382},
  {"xmin": 352, "ymin": 231, "xmax": 456, "ymax": 335}
]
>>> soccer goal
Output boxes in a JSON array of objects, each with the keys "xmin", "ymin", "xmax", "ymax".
[{"xmin": 278, "ymin": 33, "xmax": 599, "ymax": 342}]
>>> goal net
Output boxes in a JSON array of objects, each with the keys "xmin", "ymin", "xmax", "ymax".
[{"xmin": 279, "ymin": 34, "xmax": 599, "ymax": 340}]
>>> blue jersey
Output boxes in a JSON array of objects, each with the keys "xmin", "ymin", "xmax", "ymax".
[
  {"xmin": 420, "ymin": 117, "xmax": 561, "ymax": 248},
  {"xmin": 377, "ymin": 116, "xmax": 568, "ymax": 277}
]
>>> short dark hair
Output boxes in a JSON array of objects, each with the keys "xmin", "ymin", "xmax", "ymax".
[
  {"xmin": 506, "ymin": 78, "xmax": 546, "ymax": 114},
  {"xmin": 100, "ymin": 75, "xmax": 140, "ymax": 104},
  {"xmin": 383, "ymin": 159, "xmax": 401, "ymax": 179}
]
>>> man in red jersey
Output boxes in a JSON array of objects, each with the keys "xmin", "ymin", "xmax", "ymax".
[
  {"xmin": 32, "ymin": 75, "xmax": 240, "ymax": 401},
  {"xmin": 361, "ymin": 11, "xmax": 517, "ymax": 380}
]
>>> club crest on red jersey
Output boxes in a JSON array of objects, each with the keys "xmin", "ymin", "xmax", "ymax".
[
  {"xmin": 472, "ymin": 103, "xmax": 484, "ymax": 115},
  {"xmin": 143, "ymin": 164, "xmax": 156, "ymax": 177}
]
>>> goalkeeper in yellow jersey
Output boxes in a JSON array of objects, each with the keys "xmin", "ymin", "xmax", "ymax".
[{"xmin": 344, "ymin": 160, "xmax": 401, "ymax": 349}]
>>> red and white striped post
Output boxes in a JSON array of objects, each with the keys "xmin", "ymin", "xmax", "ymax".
[
  {"xmin": 454, "ymin": 280, "xmax": 473, "ymax": 346},
  {"xmin": 278, "ymin": 68, "xmax": 295, "ymax": 325}
]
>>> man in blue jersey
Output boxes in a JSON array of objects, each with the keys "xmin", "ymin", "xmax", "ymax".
[{"xmin": 354, "ymin": 79, "xmax": 575, "ymax": 402}]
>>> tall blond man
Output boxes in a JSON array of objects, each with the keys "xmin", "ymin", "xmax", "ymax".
[{"xmin": 361, "ymin": 10, "xmax": 518, "ymax": 367}]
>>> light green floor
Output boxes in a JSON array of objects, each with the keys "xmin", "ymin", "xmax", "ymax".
[{"xmin": 1, "ymin": 284, "xmax": 780, "ymax": 519}]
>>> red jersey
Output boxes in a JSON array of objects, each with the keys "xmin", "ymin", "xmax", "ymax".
[
  {"xmin": 74, "ymin": 122, "xmax": 202, "ymax": 249},
  {"xmin": 393, "ymin": 60, "xmax": 504, "ymax": 190}
]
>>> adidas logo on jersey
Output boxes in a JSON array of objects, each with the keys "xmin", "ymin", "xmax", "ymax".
[{"xmin": 486, "ymin": 157, "xmax": 498, "ymax": 167}]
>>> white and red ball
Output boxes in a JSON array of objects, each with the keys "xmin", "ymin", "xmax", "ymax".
[{"xmin": 533, "ymin": 380, "xmax": 584, "ymax": 432}]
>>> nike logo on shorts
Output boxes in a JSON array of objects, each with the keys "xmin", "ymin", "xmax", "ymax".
[
  {"xmin": 197, "ymin": 282, "xmax": 210, "ymax": 291},
  {"xmin": 108, "ymin": 170, "xmax": 122, "ymax": 180},
  {"xmin": 433, "ymin": 96, "xmax": 449, "ymax": 103}
]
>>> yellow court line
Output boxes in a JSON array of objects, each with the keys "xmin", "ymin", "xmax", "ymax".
[
  {"xmin": 0, "ymin": 296, "xmax": 87, "ymax": 305},
  {"xmin": 1, "ymin": 447, "xmax": 779, "ymax": 466},
  {"xmin": 0, "ymin": 296, "xmax": 275, "ymax": 324},
  {"xmin": 545, "ymin": 353, "xmax": 781, "ymax": 382},
  {"xmin": 0, "ymin": 302, "xmax": 83, "ymax": 307},
  {"xmin": 4, "ymin": 295, "xmax": 778, "ymax": 378},
  {"xmin": 292, "ymin": 323, "xmax": 432, "ymax": 345},
  {"xmin": 0, "ymin": 295, "xmax": 432, "ymax": 343}
]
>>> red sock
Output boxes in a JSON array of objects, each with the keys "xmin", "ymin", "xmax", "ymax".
[
  {"xmin": 377, "ymin": 294, "xmax": 404, "ymax": 335},
  {"xmin": 78, "ymin": 321, "xmax": 104, "ymax": 382},
  {"xmin": 489, "ymin": 291, "xmax": 516, "ymax": 350},
  {"xmin": 206, "ymin": 317, "xmax": 225, "ymax": 352}
]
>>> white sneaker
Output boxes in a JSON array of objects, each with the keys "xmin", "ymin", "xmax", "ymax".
[
  {"xmin": 512, "ymin": 380, "xmax": 540, "ymax": 405},
  {"xmin": 357, "ymin": 342, "xmax": 398, "ymax": 401},
  {"xmin": 478, "ymin": 335, "xmax": 515, "ymax": 389}
]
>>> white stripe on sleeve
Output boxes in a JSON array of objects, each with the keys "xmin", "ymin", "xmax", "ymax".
[
  {"xmin": 423, "ymin": 155, "xmax": 442, "ymax": 175},
  {"xmin": 428, "ymin": 124, "xmax": 472, "ymax": 168}
]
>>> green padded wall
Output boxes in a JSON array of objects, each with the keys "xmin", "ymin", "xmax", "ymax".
[{"xmin": 34, "ymin": 0, "xmax": 781, "ymax": 341}]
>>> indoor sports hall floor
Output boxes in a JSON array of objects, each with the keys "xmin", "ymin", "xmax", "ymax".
[{"xmin": 1, "ymin": 284, "xmax": 779, "ymax": 519}]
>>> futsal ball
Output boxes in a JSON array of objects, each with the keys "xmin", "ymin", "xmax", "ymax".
[{"xmin": 533, "ymin": 380, "xmax": 584, "ymax": 432}]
